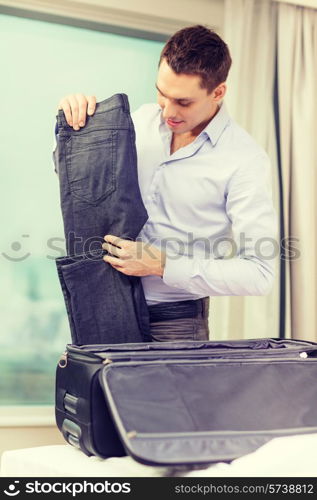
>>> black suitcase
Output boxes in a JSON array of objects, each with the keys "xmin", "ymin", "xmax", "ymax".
[{"xmin": 55, "ymin": 338, "xmax": 317, "ymax": 466}]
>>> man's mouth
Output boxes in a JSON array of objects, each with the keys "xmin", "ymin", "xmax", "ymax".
[{"xmin": 166, "ymin": 119, "xmax": 184, "ymax": 128}]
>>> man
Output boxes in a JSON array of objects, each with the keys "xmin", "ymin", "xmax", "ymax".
[{"xmin": 57, "ymin": 25, "xmax": 277, "ymax": 342}]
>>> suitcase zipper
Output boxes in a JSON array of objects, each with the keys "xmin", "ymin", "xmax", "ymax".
[
  {"xmin": 59, "ymin": 350, "xmax": 312, "ymax": 368},
  {"xmin": 59, "ymin": 350, "xmax": 104, "ymax": 366},
  {"xmin": 58, "ymin": 350, "xmax": 108, "ymax": 367},
  {"xmin": 126, "ymin": 426, "xmax": 317, "ymax": 439},
  {"xmin": 58, "ymin": 351, "xmax": 68, "ymax": 368},
  {"xmin": 102, "ymin": 358, "xmax": 113, "ymax": 365},
  {"xmin": 100, "ymin": 353, "xmax": 315, "ymax": 369},
  {"xmin": 64, "ymin": 346, "xmax": 316, "ymax": 364}
]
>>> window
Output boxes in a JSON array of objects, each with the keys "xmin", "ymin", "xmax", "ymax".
[{"xmin": 0, "ymin": 13, "xmax": 163, "ymax": 405}]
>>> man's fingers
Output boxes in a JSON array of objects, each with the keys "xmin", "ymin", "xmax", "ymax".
[
  {"xmin": 104, "ymin": 234, "xmax": 127, "ymax": 248},
  {"xmin": 103, "ymin": 255, "xmax": 125, "ymax": 267},
  {"xmin": 57, "ymin": 94, "xmax": 96, "ymax": 130},
  {"xmin": 68, "ymin": 94, "xmax": 80, "ymax": 130},
  {"xmin": 102, "ymin": 242, "xmax": 126, "ymax": 258},
  {"xmin": 58, "ymin": 99, "xmax": 73, "ymax": 127},
  {"xmin": 76, "ymin": 93, "xmax": 89, "ymax": 127},
  {"xmin": 103, "ymin": 255, "xmax": 132, "ymax": 275},
  {"xmin": 87, "ymin": 95, "xmax": 96, "ymax": 116}
]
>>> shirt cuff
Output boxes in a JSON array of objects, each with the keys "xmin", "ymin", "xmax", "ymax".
[{"xmin": 162, "ymin": 253, "xmax": 194, "ymax": 290}]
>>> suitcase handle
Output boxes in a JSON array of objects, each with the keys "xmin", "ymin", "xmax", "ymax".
[
  {"xmin": 63, "ymin": 392, "xmax": 78, "ymax": 415},
  {"xmin": 62, "ymin": 418, "xmax": 82, "ymax": 449},
  {"xmin": 67, "ymin": 434, "xmax": 80, "ymax": 449}
]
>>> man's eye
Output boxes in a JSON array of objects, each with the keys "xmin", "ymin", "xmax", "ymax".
[{"xmin": 179, "ymin": 102, "xmax": 191, "ymax": 107}]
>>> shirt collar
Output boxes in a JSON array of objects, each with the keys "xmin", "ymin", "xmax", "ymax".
[{"xmin": 202, "ymin": 101, "xmax": 231, "ymax": 146}]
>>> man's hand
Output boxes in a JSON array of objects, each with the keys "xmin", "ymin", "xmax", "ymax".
[
  {"xmin": 58, "ymin": 93, "xmax": 97, "ymax": 130},
  {"xmin": 102, "ymin": 235, "xmax": 166, "ymax": 277}
]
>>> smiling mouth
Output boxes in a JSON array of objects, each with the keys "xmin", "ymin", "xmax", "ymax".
[{"xmin": 166, "ymin": 119, "xmax": 184, "ymax": 127}]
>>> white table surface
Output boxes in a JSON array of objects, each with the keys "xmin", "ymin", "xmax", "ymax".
[{"xmin": 1, "ymin": 433, "xmax": 317, "ymax": 477}]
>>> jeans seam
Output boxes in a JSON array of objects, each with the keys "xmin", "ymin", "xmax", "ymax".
[
  {"xmin": 56, "ymin": 261, "xmax": 79, "ymax": 343},
  {"xmin": 63, "ymin": 261, "xmax": 100, "ymax": 344},
  {"xmin": 193, "ymin": 316, "xmax": 199, "ymax": 341}
]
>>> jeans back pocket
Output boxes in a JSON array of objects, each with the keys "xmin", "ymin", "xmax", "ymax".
[{"xmin": 66, "ymin": 130, "xmax": 117, "ymax": 205}]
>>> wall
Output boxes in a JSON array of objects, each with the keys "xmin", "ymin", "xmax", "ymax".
[
  {"xmin": 0, "ymin": 0, "xmax": 224, "ymax": 38},
  {"xmin": 0, "ymin": 0, "xmax": 225, "ymax": 458}
]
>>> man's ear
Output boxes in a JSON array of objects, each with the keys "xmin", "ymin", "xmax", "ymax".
[{"xmin": 213, "ymin": 83, "xmax": 227, "ymax": 102}]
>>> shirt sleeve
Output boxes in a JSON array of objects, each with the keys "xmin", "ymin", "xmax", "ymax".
[{"xmin": 162, "ymin": 153, "xmax": 278, "ymax": 296}]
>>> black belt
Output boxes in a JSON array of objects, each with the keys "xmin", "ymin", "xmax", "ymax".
[{"xmin": 148, "ymin": 298, "xmax": 205, "ymax": 323}]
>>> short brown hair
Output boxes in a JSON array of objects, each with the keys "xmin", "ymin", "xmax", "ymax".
[{"xmin": 159, "ymin": 25, "xmax": 232, "ymax": 93}]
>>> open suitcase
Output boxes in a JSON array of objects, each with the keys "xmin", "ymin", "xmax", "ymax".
[{"xmin": 55, "ymin": 338, "xmax": 317, "ymax": 466}]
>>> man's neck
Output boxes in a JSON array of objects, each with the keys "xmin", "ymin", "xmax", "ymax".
[
  {"xmin": 170, "ymin": 104, "xmax": 221, "ymax": 154},
  {"xmin": 192, "ymin": 103, "xmax": 221, "ymax": 137}
]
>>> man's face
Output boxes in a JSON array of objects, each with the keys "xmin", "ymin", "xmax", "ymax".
[{"xmin": 156, "ymin": 58, "xmax": 224, "ymax": 136}]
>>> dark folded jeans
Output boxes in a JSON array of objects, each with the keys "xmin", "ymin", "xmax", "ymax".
[
  {"xmin": 56, "ymin": 251, "xmax": 151, "ymax": 344},
  {"xmin": 53, "ymin": 93, "xmax": 148, "ymax": 254},
  {"xmin": 53, "ymin": 94, "xmax": 150, "ymax": 344}
]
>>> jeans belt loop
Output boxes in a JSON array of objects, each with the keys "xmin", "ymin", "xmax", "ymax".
[{"xmin": 120, "ymin": 93, "xmax": 130, "ymax": 114}]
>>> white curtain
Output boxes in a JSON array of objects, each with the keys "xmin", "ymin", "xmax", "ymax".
[
  {"xmin": 214, "ymin": 0, "xmax": 317, "ymax": 342},
  {"xmin": 277, "ymin": 2, "xmax": 317, "ymax": 341},
  {"xmin": 211, "ymin": 0, "xmax": 280, "ymax": 340}
]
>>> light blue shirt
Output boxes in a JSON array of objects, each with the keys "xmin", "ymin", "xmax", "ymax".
[{"xmin": 132, "ymin": 102, "xmax": 277, "ymax": 305}]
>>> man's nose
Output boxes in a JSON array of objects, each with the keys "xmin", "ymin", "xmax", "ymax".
[{"xmin": 162, "ymin": 100, "xmax": 177, "ymax": 119}]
